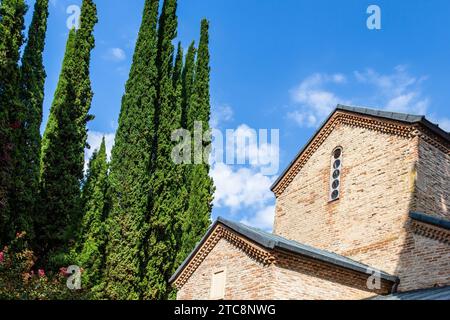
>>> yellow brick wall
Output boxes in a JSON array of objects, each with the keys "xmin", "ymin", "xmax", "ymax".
[{"xmin": 273, "ymin": 123, "xmax": 450, "ymax": 291}]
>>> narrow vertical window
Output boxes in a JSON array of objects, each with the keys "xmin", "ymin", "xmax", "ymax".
[
  {"xmin": 330, "ymin": 147, "xmax": 343, "ymax": 201},
  {"xmin": 210, "ymin": 268, "xmax": 226, "ymax": 300}
]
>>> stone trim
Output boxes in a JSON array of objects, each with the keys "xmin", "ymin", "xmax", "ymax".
[
  {"xmin": 411, "ymin": 220, "xmax": 450, "ymax": 245},
  {"xmin": 173, "ymin": 225, "xmax": 275, "ymax": 288},
  {"xmin": 272, "ymin": 110, "xmax": 449, "ymax": 197}
]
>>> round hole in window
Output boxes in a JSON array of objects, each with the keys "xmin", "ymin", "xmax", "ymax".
[
  {"xmin": 333, "ymin": 159, "xmax": 341, "ymax": 169},
  {"xmin": 333, "ymin": 148, "xmax": 342, "ymax": 159},
  {"xmin": 332, "ymin": 169, "xmax": 340, "ymax": 179},
  {"xmin": 332, "ymin": 180, "xmax": 340, "ymax": 189},
  {"xmin": 331, "ymin": 190, "xmax": 339, "ymax": 200}
]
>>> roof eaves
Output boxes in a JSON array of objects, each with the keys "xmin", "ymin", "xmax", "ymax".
[{"xmin": 410, "ymin": 211, "xmax": 450, "ymax": 231}]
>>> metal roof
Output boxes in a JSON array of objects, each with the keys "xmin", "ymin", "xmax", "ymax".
[
  {"xmin": 170, "ymin": 216, "xmax": 399, "ymax": 284},
  {"xmin": 271, "ymin": 104, "xmax": 450, "ymax": 192},
  {"xmin": 410, "ymin": 211, "xmax": 450, "ymax": 231},
  {"xmin": 371, "ymin": 286, "xmax": 450, "ymax": 300}
]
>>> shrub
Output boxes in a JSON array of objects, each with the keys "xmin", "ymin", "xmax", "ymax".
[{"xmin": 0, "ymin": 232, "xmax": 91, "ymax": 300}]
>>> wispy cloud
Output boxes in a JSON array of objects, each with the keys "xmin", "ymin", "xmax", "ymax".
[
  {"xmin": 288, "ymin": 66, "xmax": 435, "ymax": 128},
  {"xmin": 211, "ymin": 103, "xmax": 234, "ymax": 128},
  {"xmin": 240, "ymin": 205, "xmax": 275, "ymax": 231},
  {"xmin": 104, "ymin": 48, "xmax": 126, "ymax": 62},
  {"xmin": 354, "ymin": 65, "xmax": 429, "ymax": 115}
]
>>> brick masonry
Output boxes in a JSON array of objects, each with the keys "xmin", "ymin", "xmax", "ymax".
[
  {"xmin": 176, "ymin": 237, "xmax": 391, "ymax": 300},
  {"xmin": 273, "ymin": 123, "xmax": 450, "ymax": 292},
  {"xmin": 176, "ymin": 113, "xmax": 450, "ymax": 299}
]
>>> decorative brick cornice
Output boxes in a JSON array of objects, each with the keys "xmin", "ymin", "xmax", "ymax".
[
  {"xmin": 411, "ymin": 220, "xmax": 450, "ymax": 245},
  {"xmin": 272, "ymin": 111, "xmax": 449, "ymax": 197},
  {"xmin": 172, "ymin": 225, "xmax": 275, "ymax": 289}
]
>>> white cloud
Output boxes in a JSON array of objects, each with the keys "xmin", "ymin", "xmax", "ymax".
[
  {"xmin": 288, "ymin": 66, "xmax": 435, "ymax": 128},
  {"xmin": 104, "ymin": 48, "xmax": 126, "ymax": 62},
  {"xmin": 240, "ymin": 205, "xmax": 275, "ymax": 231},
  {"xmin": 85, "ymin": 131, "xmax": 116, "ymax": 171},
  {"xmin": 354, "ymin": 66, "xmax": 429, "ymax": 115},
  {"xmin": 288, "ymin": 73, "xmax": 350, "ymax": 127},
  {"xmin": 210, "ymin": 163, "xmax": 275, "ymax": 212},
  {"xmin": 211, "ymin": 103, "xmax": 234, "ymax": 128}
]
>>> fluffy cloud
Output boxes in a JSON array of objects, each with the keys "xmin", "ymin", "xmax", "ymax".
[
  {"xmin": 288, "ymin": 73, "xmax": 350, "ymax": 127},
  {"xmin": 288, "ymin": 66, "xmax": 435, "ymax": 128},
  {"xmin": 210, "ymin": 163, "xmax": 276, "ymax": 212}
]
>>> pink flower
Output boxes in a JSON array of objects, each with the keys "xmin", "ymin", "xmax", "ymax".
[
  {"xmin": 59, "ymin": 267, "xmax": 69, "ymax": 277},
  {"xmin": 38, "ymin": 269, "xmax": 45, "ymax": 277},
  {"xmin": 0, "ymin": 251, "xmax": 4, "ymax": 263}
]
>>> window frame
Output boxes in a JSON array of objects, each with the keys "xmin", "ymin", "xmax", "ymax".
[{"xmin": 329, "ymin": 146, "xmax": 343, "ymax": 202}]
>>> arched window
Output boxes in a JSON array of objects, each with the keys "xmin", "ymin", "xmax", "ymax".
[{"xmin": 329, "ymin": 147, "xmax": 342, "ymax": 201}]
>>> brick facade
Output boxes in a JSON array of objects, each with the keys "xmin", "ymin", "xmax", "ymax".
[
  {"xmin": 174, "ymin": 108, "xmax": 450, "ymax": 299},
  {"xmin": 273, "ymin": 119, "xmax": 450, "ymax": 292},
  {"xmin": 176, "ymin": 236, "xmax": 391, "ymax": 300}
]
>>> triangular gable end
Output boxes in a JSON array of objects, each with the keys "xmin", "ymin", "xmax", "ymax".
[{"xmin": 271, "ymin": 104, "xmax": 450, "ymax": 198}]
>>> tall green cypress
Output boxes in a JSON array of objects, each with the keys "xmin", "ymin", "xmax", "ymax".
[
  {"xmin": 38, "ymin": 0, "xmax": 97, "ymax": 263},
  {"xmin": 78, "ymin": 137, "xmax": 110, "ymax": 297},
  {"xmin": 177, "ymin": 19, "xmax": 214, "ymax": 265},
  {"xmin": 181, "ymin": 42, "xmax": 195, "ymax": 130},
  {"xmin": 143, "ymin": 0, "xmax": 182, "ymax": 300},
  {"xmin": 172, "ymin": 42, "xmax": 183, "ymax": 91},
  {"xmin": 0, "ymin": 0, "xmax": 27, "ymax": 244},
  {"xmin": 11, "ymin": 0, "xmax": 49, "ymax": 240},
  {"xmin": 104, "ymin": 0, "xmax": 159, "ymax": 300}
]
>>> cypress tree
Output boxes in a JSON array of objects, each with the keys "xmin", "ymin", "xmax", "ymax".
[
  {"xmin": 177, "ymin": 19, "xmax": 214, "ymax": 265},
  {"xmin": 181, "ymin": 41, "xmax": 195, "ymax": 130},
  {"xmin": 11, "ymin": 0, "xmax": 49, "ymax": 240},
  {"xmin": 78, "ymin": 137, "xmax": 110, "ymax": 297},
  {"xmin": 172, "ymin": 42, "xmax": 183, "ymax": 91},
  {"xmin": 38, "ymin": 0, "xmax": 97, "ymax": 263},
  {"xmin": 104, "ymin": 0, "xmax": 159, "ymax": 300},
  {"xmin": 0, "ymin": 0, "xmax": 27, "ymax": 244},
  {"xmin": 143, "ymin": 0, "xmax": 183, "ymax": 300}
]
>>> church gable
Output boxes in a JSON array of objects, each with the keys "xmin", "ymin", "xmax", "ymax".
[{"xmin": 271, "ymin": 104, "xmax": 449, "ymax": 198}]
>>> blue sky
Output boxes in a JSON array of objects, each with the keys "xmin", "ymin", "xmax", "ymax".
[{"xmin": 25, "ymin": 0, "xmax": 450, "ymax": 230}]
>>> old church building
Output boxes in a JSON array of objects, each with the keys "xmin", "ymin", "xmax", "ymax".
[{"xmin": 170, "ymin": 105, "xmax": 450, "ymax": 300}]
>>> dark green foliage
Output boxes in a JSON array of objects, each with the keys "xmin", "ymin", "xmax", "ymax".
[
  {"xmin": 181, "ymin": 42, "xmax": 195, "ymax": 130},
  {"xmin": 143, "ymin": 0, "xmax": 183, "ymax": 300},
  {"xmin": 0, "ymin": 0, "xmax": 27, "ymax": 244},
  {"xmin": 38, "ymin": 0, "xmax": 97, "ymax": 263},
  {"xmin": 104, "ymin": 0, "xmax": 159, "ymax": 300},
  {"xmin": 176, "ymin": 19, "xmax": 214, "ymax": 267},
  {"xmin": 78, "ymin": 138, "xmax": 110, "ymax": 298},
  {"xmin": 11, "ymin": 0, "xmax": 50, "ymax": 241}
]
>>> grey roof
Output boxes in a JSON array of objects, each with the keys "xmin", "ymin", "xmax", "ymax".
[
  {"xmin": 410, "ymin": 211, "xmax": 450, "ymax": 231},
  {"xmin": 370, "ymin": 286, "xmax": 450, "ymax": 300},
  {"xmin": 271, "ymin": 104, "xmax": 450, "ymax": 192},
  {"xmin": 170, "ymin": 216, "xmax": 399, "ymax": 284}
]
